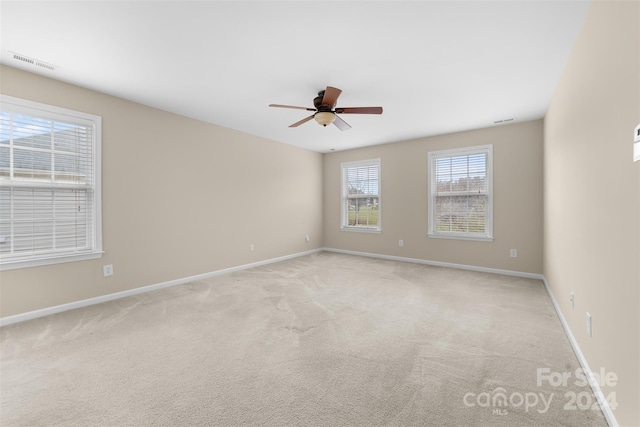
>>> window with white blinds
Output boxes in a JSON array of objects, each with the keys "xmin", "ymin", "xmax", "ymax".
[
  {"xmin": 0, "ymin": 95, "xmax": 102, "ymax": 270},
  {"xmin": 341, "ymin": 158, "xmax": 381, "ymax": 232},
  {"xmin": 428, "ymin": 145, "xmax": 493, "ymax": 241}
]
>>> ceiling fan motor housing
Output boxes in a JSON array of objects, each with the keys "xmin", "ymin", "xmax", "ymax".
[{"xmin": 314, "ymin": 91, "xmax": 330, "ymax": 110}]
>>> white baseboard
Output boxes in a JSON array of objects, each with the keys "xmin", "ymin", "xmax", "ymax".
[
  {"xmin": 0, "ymin": 247, "xmax": 619, "ymax": 427},
  {"xmin": 0, "ymin": 248, "xmax": 322, "ymax": 327},
  {"xmin": 542, "ymin": 278, "xmax": 618, "ymax": 427},
  {"xmin": 0, "ymin": 248, "xmax": 541, "ymax": 327},
  {"xmin": 322, "ymin": 247, "xmax": 544, "ymax": 280}
]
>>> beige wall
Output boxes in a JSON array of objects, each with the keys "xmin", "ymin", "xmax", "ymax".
[
  {"xmin": 323, "ymin": 120, "xmax": 544, "ymax": 275},
  {"xmin": 0, "ymin": 65, "xmax": 323, "ymax": 317},
  {"xmin": 3, "ymin": 3, "xmax": 639, "ymax": 420},
  {"xmin": 544, "ymin": 1, "xmax": 640, "ymax": 425}
]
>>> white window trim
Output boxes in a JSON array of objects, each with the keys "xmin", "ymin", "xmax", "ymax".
[
  {"xmin": 341, "ymin": 158, "xmax": 381, "ymax": 233},
  {"xmin": 0, "ymin": 95, "xmax": 103, "ymax": 270},
  {"xmin": 427, "ymin": 144, "xmax": 493, "ymax": 242}
]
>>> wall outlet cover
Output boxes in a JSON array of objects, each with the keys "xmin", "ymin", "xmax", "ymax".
[{"xmin": 103, "ymin": 265, "xmax": 113, "ymax": 277}]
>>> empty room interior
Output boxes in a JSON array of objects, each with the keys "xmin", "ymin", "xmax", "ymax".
[{"xmin": 0, "ymin": 1, "xmax": 639, "ymax": 426}]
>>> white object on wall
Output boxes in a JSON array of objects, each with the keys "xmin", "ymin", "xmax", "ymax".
[{"xmin": 634, "ymin": 124, "xmax": 640, "ymax": 162}]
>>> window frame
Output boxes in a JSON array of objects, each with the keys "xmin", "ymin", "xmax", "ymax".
[
  {"xmin": 340, "ymin": 158, "xmax": 381, "ymax": 233},
  {"xmin": 427, "ymin": 144, "xmax": 493, "ymax": 242},
  {"xmin": 0, "ymin": 95, "xmax": 102, "ymax": 270}
]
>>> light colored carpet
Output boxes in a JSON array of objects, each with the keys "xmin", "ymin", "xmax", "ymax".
[{"xmin": 1, "ymin": 252, "xmax": 608, "ymax": 426}]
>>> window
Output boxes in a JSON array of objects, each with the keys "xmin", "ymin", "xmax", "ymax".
[
  {"xmin": 428, "ymin": 145, "xmax": 493, "ymax": 241},
  {"xmin": 341, "ymin": 158, "xmax": 381, "ymax": 232},
  {"xmin": 0, "ymin": 95, "xmax": 102, "ymax": 270}
]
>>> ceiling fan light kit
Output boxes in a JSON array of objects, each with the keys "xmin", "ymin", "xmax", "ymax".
[
  {"xmin": 314, "ymin": 111, "xmax": 336, "ymax": 126},
  {"xmin": 269, "ymin": 86, "xmax": 382, "ymax": 132}
]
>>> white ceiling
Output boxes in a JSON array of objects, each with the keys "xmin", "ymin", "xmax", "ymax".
[{"xmin": 0, "ymin": 1, "xmax": 590, "ymax": 153}]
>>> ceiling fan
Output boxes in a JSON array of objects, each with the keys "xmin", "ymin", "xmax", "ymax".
[{"xmin": 269, "ymin": 86, "xmax": 383, "ymax": 131}]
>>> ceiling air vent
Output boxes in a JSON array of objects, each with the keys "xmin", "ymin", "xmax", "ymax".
[
  {"xmin": 494, "ymin": 118, "xmax": 515, "ymax": 124},
  {"xmin": 13, "ymin": 53, "xmax": 34, "ymax": 65},
  {"xmin": 11, "ymin": 52, "xmax": 56, "ymax": 71},
  {"xmin": 35, "ymin": 61, "xmax": 55, "ymax": 71}
]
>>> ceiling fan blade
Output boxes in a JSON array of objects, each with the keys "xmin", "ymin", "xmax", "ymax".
[
  {"xmin": 269, "ymin": 104, "xmax": 316, "ymax": 111},
  {"xmin": 333, "ymin": 115, "xmax": 351, "ymax": 131},
  {"xmin": 321, "ymin": 86, "xmax": 342, "ymax": 108},
  {"xmin": 289, "ymin": 115, "xmax": 315, "ymax": 128},
  {"xmin": 335, "ymin": 107, "xmax": 383, "ymax": 114}
]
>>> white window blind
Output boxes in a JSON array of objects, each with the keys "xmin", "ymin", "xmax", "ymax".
[
  {"xmin": 341, "ymin": 159, "xmax": 381, "ymax": 232},
  {"xmin": 0, "ymin": 95, "xmax": 102, "ymax": 269},
  {"xmin": 428, "ymin": 145, "xmax": 493, "ymax": 241}
]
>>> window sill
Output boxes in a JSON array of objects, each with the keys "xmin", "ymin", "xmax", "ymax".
[
  {"xmin": 0, "ymin": 251, "xmax": 104, "ymax": 271},
  {"xmin": 427, "ymin": 233, "xmax": 493, "ymax": 242},
  {"xmin": 341, "ymin": 227, "xmax": 382, "ymax": 234}
]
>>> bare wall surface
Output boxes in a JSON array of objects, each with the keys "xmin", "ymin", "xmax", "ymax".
[
  {"xmin": 323, "ymin": 120, "xmax": 544, "ymax": 275},
  {"xmin": 0, "ymin": 65, "xmax": 323, "ymax": 318},
  {"xmin": 543, "ymin": 1, "xmax": 640, "ymax": 425}
]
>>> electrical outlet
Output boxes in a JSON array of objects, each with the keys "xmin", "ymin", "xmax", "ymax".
[
  {"xmin": 510, "ymin": 249, "xmax": 518, "ymax": 258},
  {"xmin": 586, "ymin": 312, "xmax": 592, "ymax": 337},
  {"xmin": 570, "ymin": 292, "xmax": 575, "ymax": 309},
  {"xmin": 103, "ymin": 264, "xmax": 113, "ymax": 277},
  {"xmin": 305, "ymin": 235, "xmax": 310, "ymax": 242},
  {"xmin": 399, "ymin": 240, "xmax": 404, "ymax": 247},
  {"xmin": 250, "ymin": 244, "xmax": 254, "ymax": 251}
]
